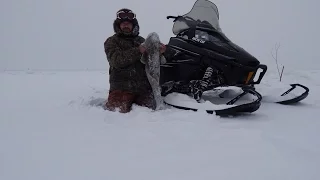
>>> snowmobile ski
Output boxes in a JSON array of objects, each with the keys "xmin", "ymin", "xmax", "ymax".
[
  {"xmin": 164, "ymin": 86, "xmax": 262, "ymax": 116},
  {"xmin": 215, "ymin": 83, "xmax": 309, "ymax": 105},
  {"xmin": 276, "ymin": 84, "xmax": 309, "ymax": 104}
]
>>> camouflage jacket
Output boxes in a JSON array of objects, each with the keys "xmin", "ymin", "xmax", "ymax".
[{"xmin": 104, "ymin": 34, "xmax": 152, "ymax": 94}]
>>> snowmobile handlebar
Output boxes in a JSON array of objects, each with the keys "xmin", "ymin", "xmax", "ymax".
[
  {"xmin": 166, "ymin": 16, "xmax": 181, "ymax": 22},
  {"xmin": 167, "ymin": 16, "xmax": 177, "ymax": 19}
]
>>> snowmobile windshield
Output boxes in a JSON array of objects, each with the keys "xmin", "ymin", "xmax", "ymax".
[{"xmin": 172, "ymin": 0, "xmax": 221, "ymax": 35}]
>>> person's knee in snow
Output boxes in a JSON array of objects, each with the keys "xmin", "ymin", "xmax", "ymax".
[
  {"xmin": 134, "ymin": 91, "xmax": 156, "ymax": 110},
  {"xmin": 105, "ymin": 90, "xmax": 135, "ymax": 113}
]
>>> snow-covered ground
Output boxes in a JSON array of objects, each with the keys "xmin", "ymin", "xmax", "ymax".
[{"xmin": 1, "ymin": 69, "xmax": 319, "ymax": 180}]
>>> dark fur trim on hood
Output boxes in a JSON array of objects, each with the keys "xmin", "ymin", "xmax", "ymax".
[{"xmin": 113, "ymin": 18, "xmax": 140, "ymax": 37}]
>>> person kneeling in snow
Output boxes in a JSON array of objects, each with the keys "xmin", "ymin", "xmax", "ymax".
[{"xmin": 104, "ymin": 8, "xmax": 166, "ymax": 113}]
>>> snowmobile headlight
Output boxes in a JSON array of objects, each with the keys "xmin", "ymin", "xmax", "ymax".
[{"xmin": 195, "ymin": 30, "xmax": 210, "ymax": 41}]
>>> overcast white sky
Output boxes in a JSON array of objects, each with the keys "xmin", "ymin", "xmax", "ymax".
[{"xmin": 1, "ymin": 0, "xmax": 319, "ymax": 70}]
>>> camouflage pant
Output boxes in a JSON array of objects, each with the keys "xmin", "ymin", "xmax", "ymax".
[{"xmin": 105, "ymin": 90, "xmax": 155, "ymax": 113}]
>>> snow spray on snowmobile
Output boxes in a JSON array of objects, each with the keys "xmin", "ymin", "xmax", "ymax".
[{"xmin": 154, "ymin": 0, "xmax": 309, "ymax": 116}]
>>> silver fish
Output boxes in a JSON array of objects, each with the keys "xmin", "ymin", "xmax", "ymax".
[{"xmin": 140, "ymin": 32, "xmax": 166, "ymax": 110}]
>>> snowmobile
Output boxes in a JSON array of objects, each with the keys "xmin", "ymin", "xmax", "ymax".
[{"xmin": 159, "ymin": 0, "xmax": 309, "ymax": 116}]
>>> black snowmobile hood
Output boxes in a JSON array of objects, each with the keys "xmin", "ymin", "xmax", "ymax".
[{"xmin": 168, "ymin": 0, "xmax": 260, "ymax": 67}]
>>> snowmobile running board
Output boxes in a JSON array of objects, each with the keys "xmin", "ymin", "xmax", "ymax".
[
  {"xmin": 164, "ymin": 87, "xmax": 262, "ymax": 116},
  {"xmin": 277, "ymin": 84, "xmax": 309, "ymax": 105}
]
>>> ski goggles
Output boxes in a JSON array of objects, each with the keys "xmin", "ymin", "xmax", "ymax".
[{"xmin": 117, "ymin": 11, "xmax": 136, "ymax": 20}]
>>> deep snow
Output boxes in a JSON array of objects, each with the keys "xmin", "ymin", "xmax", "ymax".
[{"xmin": 1, "ymin": 69, "xmax": 319, "ymax": 180}]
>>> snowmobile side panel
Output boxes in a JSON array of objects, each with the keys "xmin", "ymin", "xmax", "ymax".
[{"xmin": 163, "ymin": 37, "xmax": 268, "ymax": 86}]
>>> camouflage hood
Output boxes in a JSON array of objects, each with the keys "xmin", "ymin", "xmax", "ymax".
[{"xmin": 113, "ymin": 9, "xmax": 140, "ymax": 37}]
